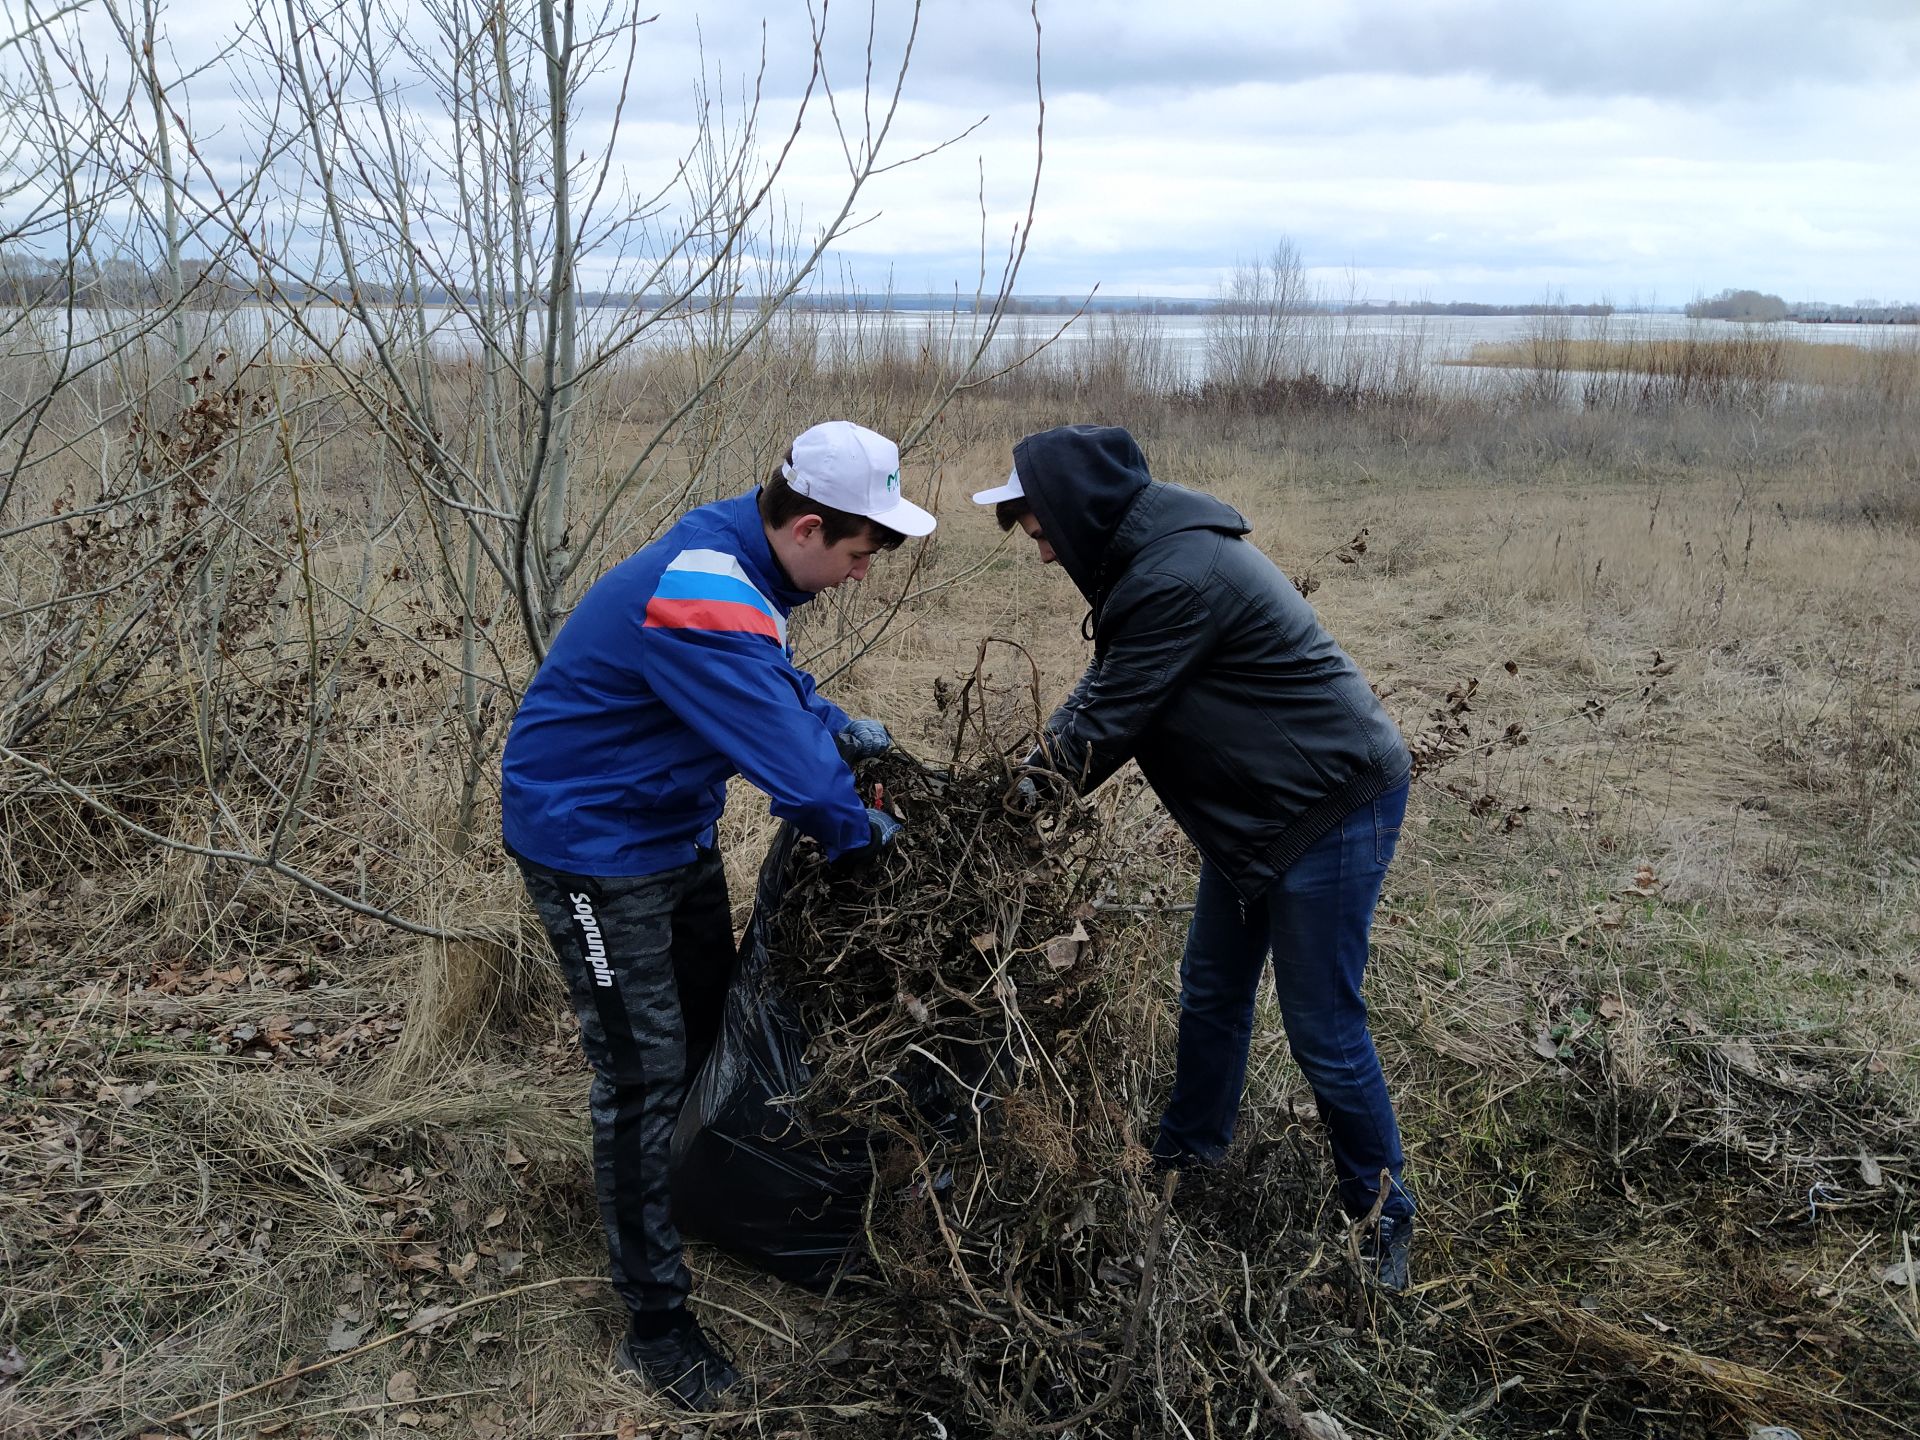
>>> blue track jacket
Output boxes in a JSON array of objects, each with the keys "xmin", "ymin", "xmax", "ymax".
[{"xmin": 501, "ymin": 491, "xmax": 870, "ymax": 876}]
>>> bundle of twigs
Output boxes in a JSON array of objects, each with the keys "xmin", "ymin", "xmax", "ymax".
[
  {"xmin": 761, "ymin": 692, "xmax": 1196, "ymax": 1428},
  {"xmin": 770, "ymin": 747, "xmax": 1102, "ymax": 1119}
]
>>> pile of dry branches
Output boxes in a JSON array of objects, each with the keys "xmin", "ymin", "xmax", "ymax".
[{"xmin": 765, "ymin": 744, "xmax": 1188, "ymax": 1431}]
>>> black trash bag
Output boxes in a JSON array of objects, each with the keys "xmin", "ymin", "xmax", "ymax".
[{"xmin": 668, "ymin": 823, "xmax": 874, "ymax": 1288}]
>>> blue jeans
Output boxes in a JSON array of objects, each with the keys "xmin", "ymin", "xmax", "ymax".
[{"xmin": 1156, "ymin": 782, "xmax": 1413, "ymax": 1222}]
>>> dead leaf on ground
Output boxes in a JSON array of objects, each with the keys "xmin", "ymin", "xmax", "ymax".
[
  {"xmin": 404, "ymin": 1305, "xmax": 457, "ymax": 1335},
  {"xmin": 1876, "ymin": 1260, "xmax": 1919, "ymax": 1286},
  {"xmin": 265, "ymin": 1353, "xmax": 305, "ymax": 1400},
  {"xmin": 1620, "ymin": 863, "xmax": 1659, "ymax": 898},
  {"xmin": 386, "ymin": 1369, "xmax": 420, "ymax": 1403},
  {"xmin": 1043, "ymin": 921, "xmax": 1090, "ymax": 971}
]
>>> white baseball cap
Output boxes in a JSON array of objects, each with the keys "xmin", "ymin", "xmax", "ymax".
[
  {"xmin": 971, "ymin": 468, "xmax": 1024, "ymax": 505},
  {"xmin": 783, "ymin": 421, "xmax": 936, "ymax": 537}
]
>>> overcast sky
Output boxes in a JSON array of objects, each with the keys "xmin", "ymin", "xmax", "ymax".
[{"xmin": 28, "ymin": 0, "xmax": 1920, "ymax": 305}]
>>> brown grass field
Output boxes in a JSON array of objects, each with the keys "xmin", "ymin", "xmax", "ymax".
[
  {"xmin": 3, "ymin": 340, "xmax": 1918, "ymax": 1437},
  {"xmin": 1455, "ymin": 328, "xmax": 1920, "ymax": 412}
]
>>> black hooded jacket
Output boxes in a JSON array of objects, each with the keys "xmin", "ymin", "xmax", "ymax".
[{"xmin": 1016, "ymin": 425, "xmax": 1411, "ymax": 901}]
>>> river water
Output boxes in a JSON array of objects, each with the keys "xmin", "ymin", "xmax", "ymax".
[{"xmin": 4, "ymin": 303, "xmax": 1909, "ymax": 392}]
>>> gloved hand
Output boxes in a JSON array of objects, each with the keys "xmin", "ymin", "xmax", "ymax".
[
  {"xmin": 830, "ymin": 806, "xmax": 904, "ymax": 877},
  {"xmin": 1005, "ymin": 744, "xmax": 1057, "ymax": 818},
  {"xmin": 835, "ymin": 718, "xmax": 894, "ymax": 763}
]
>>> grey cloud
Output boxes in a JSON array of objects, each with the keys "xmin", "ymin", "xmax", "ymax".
[{"xmin": 838, "ymin": 0, "xmax": 1920, "ymax": 107}]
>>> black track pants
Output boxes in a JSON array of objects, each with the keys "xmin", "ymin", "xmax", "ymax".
[{"xmin": 514, "ymin": 846, "xmax": 737, "ymax": 1319}]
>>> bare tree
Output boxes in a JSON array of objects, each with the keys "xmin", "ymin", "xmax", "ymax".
[
  {"xmin": 1205, "ymin": 238, "xmax": 1311, "ymax": 391},
  {"xmin": 1, "ymin": 0, "xmax": 1045, "ymax": 962}
]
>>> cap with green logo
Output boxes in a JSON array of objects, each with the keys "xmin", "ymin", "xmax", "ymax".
[{"xmin": 783, "ymin": 421, "xmax": 935, "ymax": 537}]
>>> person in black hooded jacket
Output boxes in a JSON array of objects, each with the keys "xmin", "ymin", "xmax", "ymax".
[{"xmin": 974, "ymin": 423, "xmax": 1418, "ymax": 1289}]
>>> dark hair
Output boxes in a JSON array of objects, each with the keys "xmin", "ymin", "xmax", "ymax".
[
  {"xmin": 759, "ymin": 461, "xmax": 906, "ymax": 550},
  {"xmin": 995, "ymin": 496, "xmax": 1034, "ymax": 532}
]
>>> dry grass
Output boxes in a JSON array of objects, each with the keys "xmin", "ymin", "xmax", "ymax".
[
  {"xmin": 4, "ymin": 343, "xmax": 1919, "ymax": 1436},
  {"xmin": 1457, "ymin": 329, "xmax": 1920, "ymax": 414}
]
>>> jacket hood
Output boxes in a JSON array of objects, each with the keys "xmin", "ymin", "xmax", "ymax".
[{"xmin": 1013, "ymin": 425, "xmax": 1249, "ymax": 611}]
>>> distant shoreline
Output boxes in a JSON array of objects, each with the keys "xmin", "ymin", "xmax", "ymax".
[{"xmin": 7, "ymin": 292, "xmax": 1916, "ymax": 325}]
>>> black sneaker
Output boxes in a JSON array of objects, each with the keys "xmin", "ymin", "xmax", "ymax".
[
  {"xmin": 615, "ymin": 1318, "xmax": 741, "ymax": 1410},
  {"xmin": 1360, "ymin": 1213, "xmax": 1414, "ymax": 1293}
]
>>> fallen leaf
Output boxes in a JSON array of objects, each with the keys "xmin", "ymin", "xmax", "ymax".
[
  {"xmin": 403, "ymin": 1305, "xmax": 456, "ymax": 1336},
  {"xmin": 448, "ymin": 1251, "xmax": 480, "ymax": 1283},
  {"xmin": 1857, "ymin": 1153, "xmax": 1884, "ymax": 1188},
  {"xmin": 494, "ymin": 1250, "xmax": 525, "ymax": 1276},
  {"xmin": 1060, "ymin": 1196, "xmax": 1097, "ymax": 1239},
  {"xmin": 326, "ymin": 1318, "xmax": 367, "ymax": 1352},
  {"xmin": 265, "ymin": 1354, "xmax": 305, "ymax": 1400},
  {"xmin": 1531, "ymin": 1029, "xmax": 1561, "ymax": 1061},
  {"xmin": 483, "ymin": 1207, "xmax": 508, "ymax": 1230},
  {"xmin": 0, "ymin": 1345, "xmax": 24, "ymax": 1383},
  {"xmin": 387, "ymin": 1369, "xmax": 420, "ymax": 1403},
  {"xmin": 1642, "ymin": 1313, "xmax": 1676, "ymax": 1335},
  {"xmin": 1597, "ymin": 995, "xmax": 1625, "ymax": 1022},
  {"xmin": 387, "ymin": 1245, "xmax": 443, "ymax": 1274},
  {"xmin": 1876, "ymin": 1260, "xmax": 1919, "ymax": 1286},
  {"xmin": 503, "ymin": 1141, "xmax": 528, "ymax": 1168},
  {"xmin": 970, "ymin": 932, "xmax": 996, "ymax": 956},
  {"xmin": 1043, "ymin": 921, "xmax": 1090, "ymax": 971}
]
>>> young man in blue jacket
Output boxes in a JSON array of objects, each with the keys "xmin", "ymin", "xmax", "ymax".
[
  {"xmin": 976, "ymin": 425, "xmax": 1417, "ymax": 1290},
  {"xmin": 502, "ymin": 421, "xmax": 934, "ymax": 1408}
]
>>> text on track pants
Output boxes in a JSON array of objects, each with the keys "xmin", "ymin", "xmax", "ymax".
[{"xmin": 513, "ymin": 845, "xmax": 738, "ymax": 1319}]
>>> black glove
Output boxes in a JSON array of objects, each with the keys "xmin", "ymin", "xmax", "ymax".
[
  {"xmin": 831, "ymin": 806, "xmax": 904, "ymax": 876},
  {"xmin": 1005, "ymin": 744, "xmax": 1060, "ymax": 818}
]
